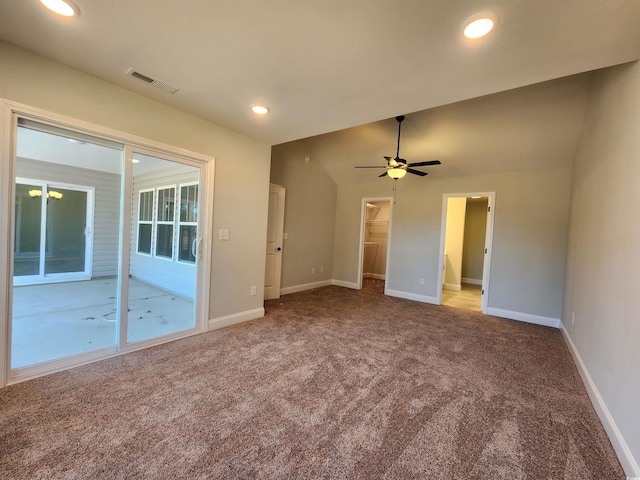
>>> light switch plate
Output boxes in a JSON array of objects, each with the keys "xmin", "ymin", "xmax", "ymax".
[{"xmin": 219, "ymin": 228, "xmax": 230, "ymax": 240}]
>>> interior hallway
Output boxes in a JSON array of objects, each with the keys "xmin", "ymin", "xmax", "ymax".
[{"xmin": 442, "ymin": 283, "xmax": 482, "ymax": 312}]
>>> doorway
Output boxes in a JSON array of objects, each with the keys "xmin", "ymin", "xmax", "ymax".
[
  {"xmin": 437, "ymin": 193, "xmax": 495, "ymax": 313},
  {"xmin": 3, "ymin": 107, "xmax": 211, "ymax": 383},
  {"xmin": 358, "ymin": 198, "xmax": 392, "ymax": 294}
]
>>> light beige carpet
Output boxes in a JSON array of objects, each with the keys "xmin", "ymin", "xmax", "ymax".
[{"xmin": 0, "ymin": 282, "xmax": 625, "ymax": 479}]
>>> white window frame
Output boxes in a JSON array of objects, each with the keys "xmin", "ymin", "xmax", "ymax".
[
  {"xmin": 136, "ymin": 188, "xmax": 154, "ymax": 257},
  {"xmin": 177, "ymin": 181, "xmax": 199, "ymax": 265},
  {"xmin": 154, "ymin": 184, "xmax": 177, "ymax": 261}
]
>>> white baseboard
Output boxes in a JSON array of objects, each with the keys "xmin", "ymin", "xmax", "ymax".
[
  {"xmin": 332, "ymin": 279, "xmax": 359, "ymax": 289},
  {"xmin": 363, "ymin": 273, "xmax": 386, "ymax": 280},
  {"xmin": 208, "ymin": 307, "xmax": 264, "ymax": 331},
  {"xmin": 486, "ymin": 307, "xmax": 560, "ymax": 328},
  {"xmin": 560, "ymin": 324, "xmax": 639, "ymax": 476},
  {"xmin": 461, "ymin": 277, "xmax": 482, "ymax": 286},
  {"xmin": 443, "ymin": 283, "xmax": 461, "ymax": 291},
  {"xmin": 280, "ymin": 280, "xmax": 332, "ymax": 296},
  {"xmin": 385, "ymin": 288, "xmax": 439, "ymax": 305}
]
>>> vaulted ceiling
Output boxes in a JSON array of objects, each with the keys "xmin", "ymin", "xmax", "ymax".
[{"xmin": 1, "ymin": 1, "xmax": 640, "ymax": 181}]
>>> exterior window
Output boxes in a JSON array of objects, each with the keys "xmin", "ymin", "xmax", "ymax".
[
  {"xmin": 178, "ymin": 183, "xmax": 198, "ymax": 263},
  {"xmin": 137, "ymin": 190, "xmax": 154, "ymax": 255},
  {"xmin": 155, "ymin": 187, "xmax": 175, "ymax": 259}
]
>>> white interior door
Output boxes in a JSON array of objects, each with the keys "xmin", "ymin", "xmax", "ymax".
[{"xmin": 264, "ymin": 184, "xmax": 285, "ymax": 300}]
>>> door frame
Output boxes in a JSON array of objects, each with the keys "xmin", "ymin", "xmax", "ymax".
[
  {"xmin": 357, "ymin": 196, "xmax": 393, "ymax": 292},
  {"xmin": 0, "ymin": 100, "xmax": 215, "ymax": 386},
  {"xmin": 436, "ymin": 192, "xmax": 495, "ymax": 314},
  {"xmin": 13, "ymin": 177, "xmax": 95, "ymax": 286}
]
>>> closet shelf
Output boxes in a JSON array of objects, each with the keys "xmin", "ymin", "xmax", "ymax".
[{"xmin": 366, "ymin": 220, "xmax": 388, "ymax": 225}]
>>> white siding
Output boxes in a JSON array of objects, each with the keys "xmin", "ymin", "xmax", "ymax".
[
  {"xmin": 16, "ymin": 158, "xmax": 120, "ymax": 278},
  {"xmin": 130, "ymin": 165, "xmax": 199, "ymax": 299}
]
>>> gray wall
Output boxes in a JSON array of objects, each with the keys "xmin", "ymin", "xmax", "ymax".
[
  {"xmin": 563, "ymin": 61, "xmax": 640, "ymax": 473},
  {"xmin": 0, "ymin": 41, "xmax": 271, "ymax": 322},
  {"xmin": 333, "ymin": 167, "xmax": 571, "ymax": 320},
  {"xmin": 270, "ymin": 142, "xmax": 337, "ymax": 288},
  {"xmin": 462, "ymin": 198, "xmax": 488, "ymax": 282},
  {"xmin": 16, "ymin": 158, "xmax": 120, "ymax": 278}
]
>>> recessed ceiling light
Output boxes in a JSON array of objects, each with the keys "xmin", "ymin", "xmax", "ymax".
[
  {"xmin": 462, "ymin": 13, "xmax": 497, "ymax": 39},
  {"xmin": 40, "ymin": 0, "xmax": 80, "ymax": 17},
  {"xmin": 251, "ymin": 104, "xmax": 270, "ymax": 115}
]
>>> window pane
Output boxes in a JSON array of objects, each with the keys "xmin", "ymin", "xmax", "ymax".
[
  {"xmin": 179, "ymin": 225, "xmax": 197, "ymax": 263},
  {"xmin": 156, "ymin": 224, "xmax": 173, "ymax": 258},
  {"xmin": 157, "ymin": 188, "xmax": 175, "ymax": 222},
  {"xmin": 14, "ymin": 183, "xmax": 42, "ymax": 276},
  {"xmin": 180, "ymin": 184, "xmax": 198, "ymax": 223},
  {"xmin": 44, "ymin": 188, "xmax": 87, "ymax": 274},
  {"xmin": 138, "ymin": 224, "xmax": 152, "ymax": 254},
  {"xmin": 139, "ymin": 191, "xmax": 153, "ymax": 221}
]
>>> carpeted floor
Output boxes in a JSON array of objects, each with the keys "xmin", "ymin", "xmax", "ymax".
[{"xmin": 0, "ymin": 283, "xmax": 624, "ymax": 479}]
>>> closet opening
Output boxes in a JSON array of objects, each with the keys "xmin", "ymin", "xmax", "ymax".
[{"xmin": 358, "ymin": 198, "xmax": 392, "ymax": 295}]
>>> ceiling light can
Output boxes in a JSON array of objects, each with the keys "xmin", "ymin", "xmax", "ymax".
[
  {"xmin": 40, "ymin": 0, "xmax": 80, "ymax": 17},
  {"xmin": 462, "ymin": 12, "xmax": 498, "ymax": 39},
  {"xmin": 251, "ymin": 104, "xmax": 270, "ymax": 115}
]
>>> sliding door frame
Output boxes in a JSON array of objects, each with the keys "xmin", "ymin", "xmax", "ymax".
[{"xmin": 0, "ymin": 100, "xmax": 215, "ymax": 386}]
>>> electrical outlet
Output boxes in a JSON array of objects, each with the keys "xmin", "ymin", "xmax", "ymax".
[
  {"xmin": 320, "ymin": 266, "xmax": 324, "ymax": 273},
  {"xmin": 572, "ymin": 312, "xmax": 575, "ymax": 325},
  {"xmin": 419, "ymin": 278, "xmax": 425, "ymax": 285},
  {"xmin": 311, "ymin": 267, "xmax": 315, "ymax": 274},
  {"xmin": 250, "ymin": 286, "xmax": 257, "ymax": 296}
]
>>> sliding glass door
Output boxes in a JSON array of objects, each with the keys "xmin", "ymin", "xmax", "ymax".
[
  {"xmin": 126, "ymin": 150, "xmax": 200, "ymax": 344},
  {"xmin": 6, "ymin": 114, "xmax": 209, "ymax": 379},
  {"xmin": 11, "ymin": 122, "xmax": 122, "ymax": 369}
]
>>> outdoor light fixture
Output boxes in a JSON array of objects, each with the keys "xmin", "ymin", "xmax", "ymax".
[{"xmin": 29, "ymin": 189, "xmax": 63, "ymax": 200}]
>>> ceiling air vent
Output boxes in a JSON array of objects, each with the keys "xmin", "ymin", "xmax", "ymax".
[{"xmin": 125, "ymin": 68, "xmax": 179, "ymax": 94}]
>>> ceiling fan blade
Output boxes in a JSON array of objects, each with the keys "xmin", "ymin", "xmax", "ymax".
[
  {"xmin": 407, "ymin": 160, "xmax": 441, "ymax": 167},
  {"xmin": 355, "ymin": 166, "xmax": 387, "ymax": 168},
  {"xmin": 383, "ymin": 156, "xmax": 393, "ymax": 162},
  {"xmin": 378, "ymin": 171, "xmax": 388, "ymax": 178},
  {"xmin": 406, "ymin": 168, "xmax": 428, "ymax": 176},
  {"xmin": 396, "ymin": 158, "xmax": 407, "ymax": 165}
]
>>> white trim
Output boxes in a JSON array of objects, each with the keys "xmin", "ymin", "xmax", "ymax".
[
  {"xmin": 461, "ymin": 277, "xmax": 482, "ymax": 285},
  {"xmin": 560, "ymin": 324, "xmax": 640, "ymax": 477},
  {"xmin": 443, "ymin": 283, "xmax": 461, "ymax": 291},
  {"xmin": 280, "ymin": 280, "xmax": 332, "ymax": 295},
  {"xmin": 486, "ymin": 307, "xmax": 560, "ymax": 328},
  {"xmin": 363, "ymin": 273, "xmax": 386, "ymax": 280},
  {"xmin": 385, "ymin": 288, "xmax": 439, "ymax": 305},
  {"xmin": 331, "ymin": 279, "xmax": 359, "ymax": 289},
  {"xmin": 208, "ymin": 308, "xmax": 264, "ymax": 331}
]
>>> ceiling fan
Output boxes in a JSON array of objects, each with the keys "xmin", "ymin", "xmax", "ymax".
[{"xmin": 355, "ymin": 115, "xmax": 441, "ymax": 179}]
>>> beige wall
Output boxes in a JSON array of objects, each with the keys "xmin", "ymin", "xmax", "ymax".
[
  {"xmin": 0, "ymin": 41, "xmax": 271, "ymax": 321},
  {"xmin": 333, "ymin": 167, "xmax": 571, "ymax": 320},
  {"xmin": 462, "ymin": 198, "xmax": 489, "ymax": 282},
  {"xmin": 563, "ymin": 61, "xmax": 640, "ymax": 473},
  {"xmin": 270, "ymin": 142, "xmax": 337, "ymax": 288},
  {"xmin": 444, "ymin": 197, "xmax": 466, "ymax": 288}
]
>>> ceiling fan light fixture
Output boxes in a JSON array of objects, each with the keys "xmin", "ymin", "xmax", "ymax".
[
  {"xmin": 40, "ymin": 0, "xmax": 80, "ymax": 17},
  {"xmin": 462, "ymin": 13, "xmax": 497, "ymax": 39},
  {"xmin": 388, "ymin": 168, "xmax": 406, "ymax": 180}
]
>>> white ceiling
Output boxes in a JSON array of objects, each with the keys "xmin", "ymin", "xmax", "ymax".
[{"xmin": 1, "ymin": 0, "xmax": 639, "ymax": 147}]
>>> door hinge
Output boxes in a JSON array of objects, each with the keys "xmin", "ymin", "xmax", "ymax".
[
  {"xmin": 485, "ymin": 248, "xmax": 487, "ymax": 254},
  {"xmin": 487, "ymin": 206, "xmax": 491, "ymax": 212},
  {"xmin": 482, "ymin": 289, "xmax": 485, "ymax": 295}
]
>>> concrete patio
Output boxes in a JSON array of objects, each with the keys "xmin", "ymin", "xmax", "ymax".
[{"xmin": 11, "ymin": 277, "xmax": 195, "ymax": 368}]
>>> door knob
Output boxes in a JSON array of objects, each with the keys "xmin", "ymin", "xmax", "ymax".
[{"xmin": 277, "ymin": 247, "xmax": 282, "ymax": 251}]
